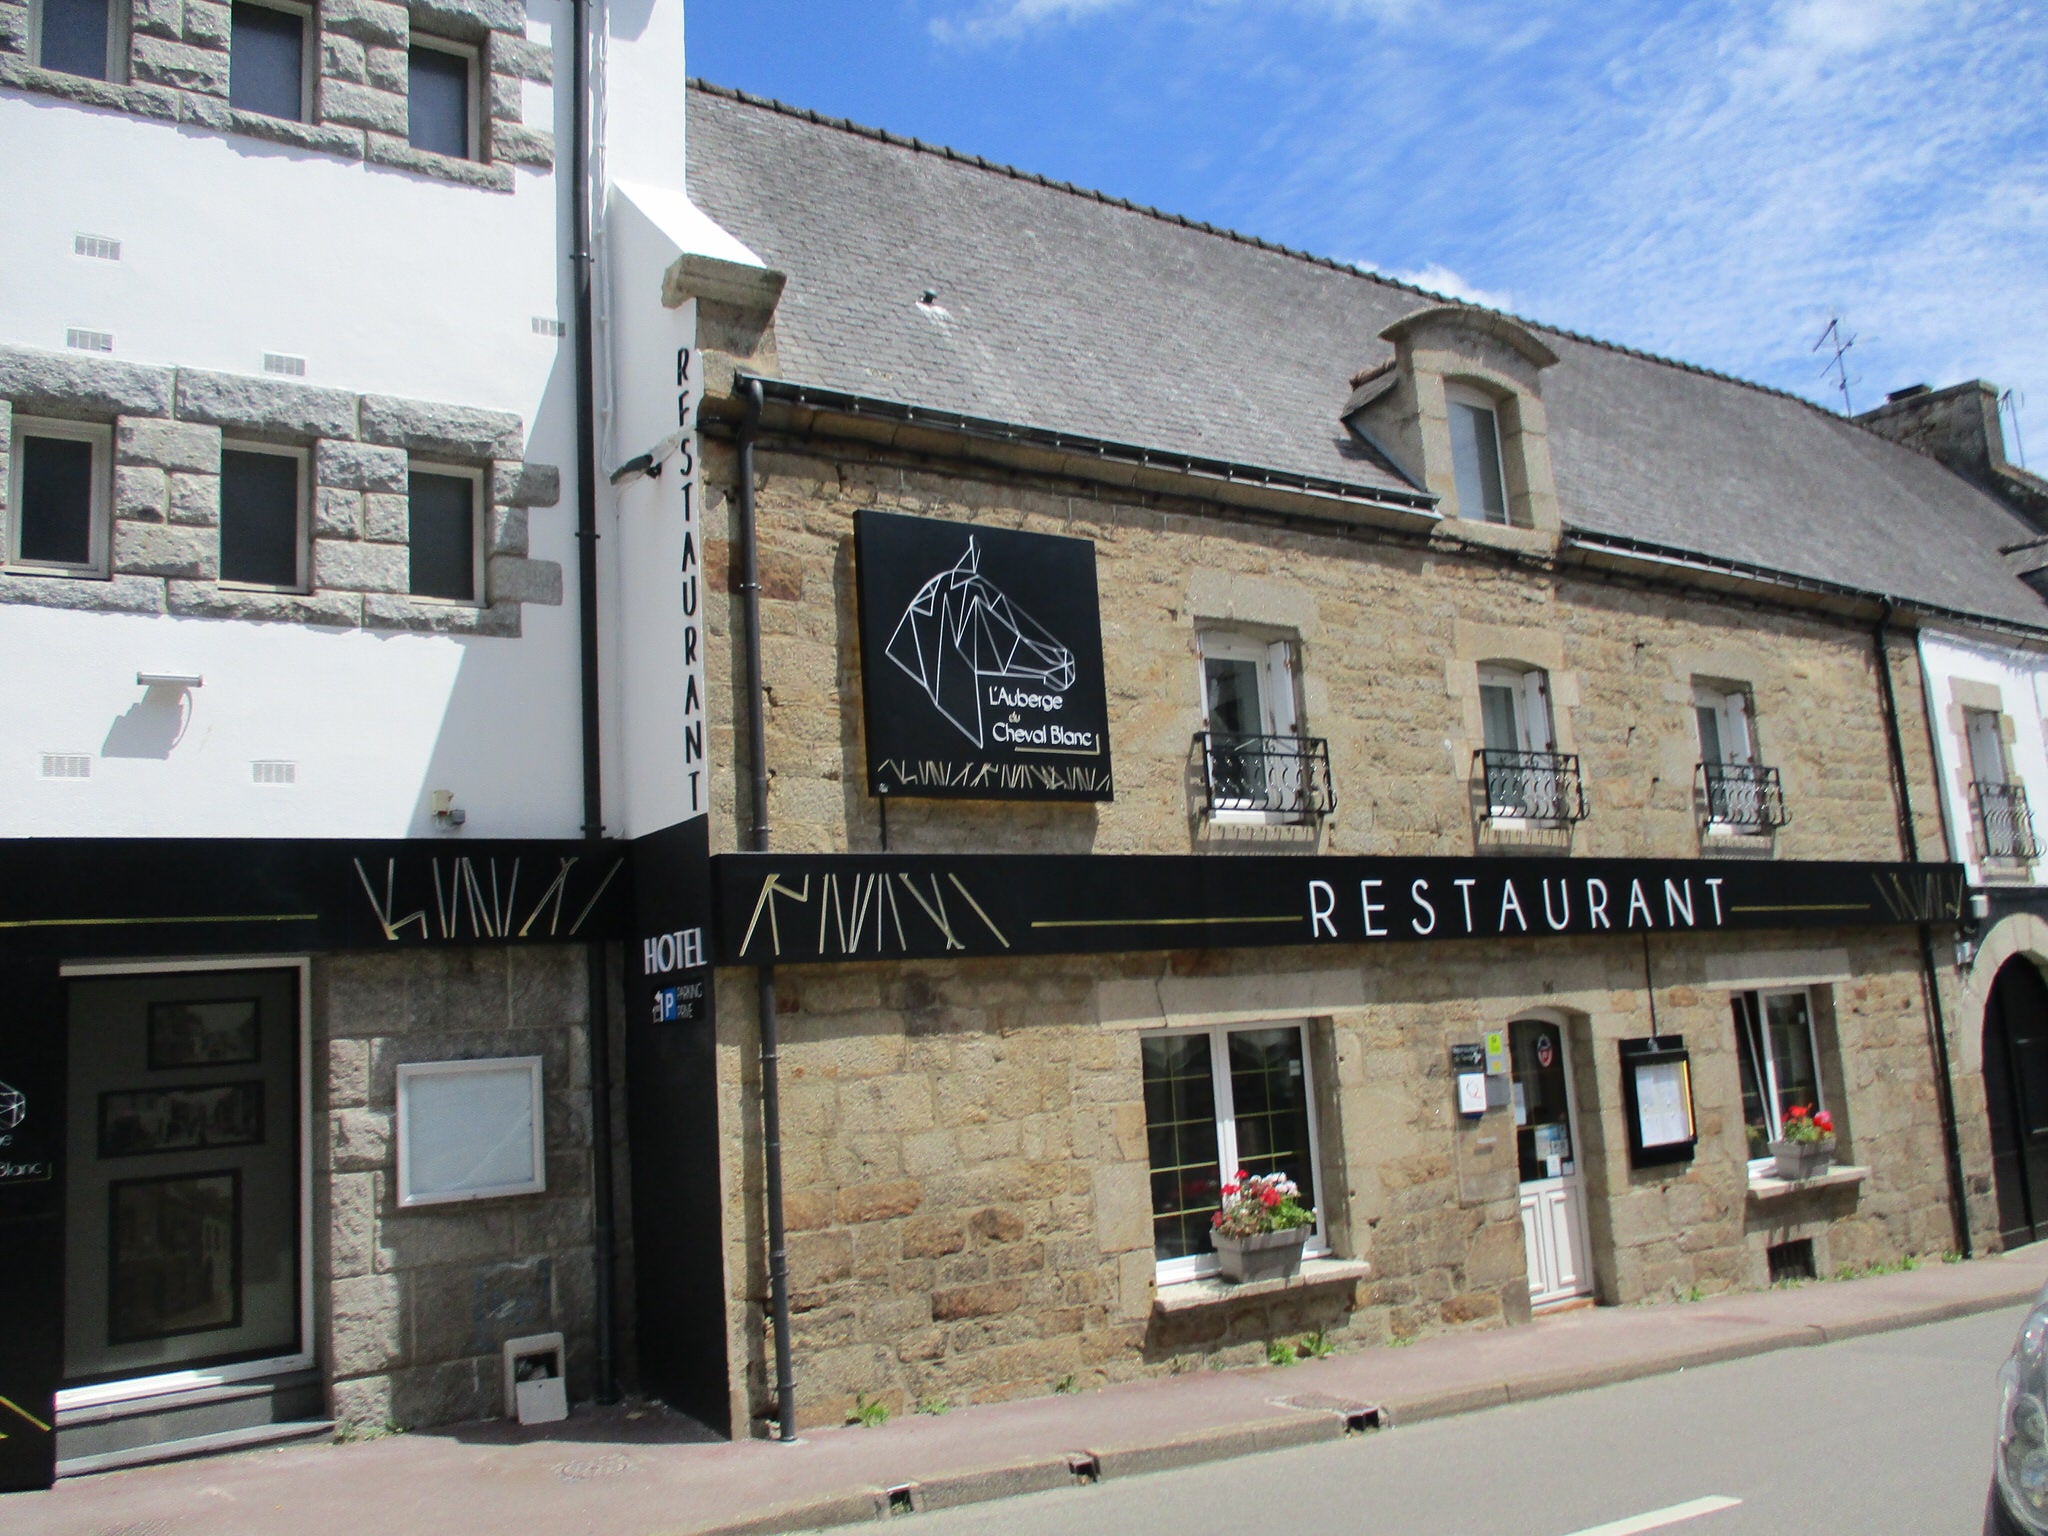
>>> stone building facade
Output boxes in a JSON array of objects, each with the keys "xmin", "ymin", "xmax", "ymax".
[
  {"xmin": 671, "ymin": 81, "xmax": 2039, "ymax": 1435},
  {"xmin": 688, "ymin": 421, "xmax": 1967, "ymax": 1428}
]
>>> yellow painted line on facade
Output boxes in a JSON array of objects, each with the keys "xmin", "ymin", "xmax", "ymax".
[
  {"xmin": 1727, "ymin": 903, "xmax": 1869, "ymax": 914},
  {"xmin": 1030, "ymin": 915, "xmax": 1301, "ymax": 929},
  {"xmin": 0, "ymin": 1395, "xmax": 52, "ymax": 1434},
  {"xmin": 0, "ymin": 913, "xmax": 318, "ymax": 930}
]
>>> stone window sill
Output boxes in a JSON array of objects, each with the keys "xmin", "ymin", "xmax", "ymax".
[
  {"xmin": 1745, "ymin": 1164, "xmax": 1868, "ymax": 1203},
  {"xmin": 1153, "ymin": 1257, "xmax": 1372, "ymax": 1313}
]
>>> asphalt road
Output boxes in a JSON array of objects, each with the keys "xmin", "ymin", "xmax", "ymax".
[{"xmin": 872, "ymin": 1306, "xmax": 2025, "ymax": 1536}]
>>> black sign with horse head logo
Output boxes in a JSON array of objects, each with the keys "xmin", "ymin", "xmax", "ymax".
[{"xmin": 855, "ymin": 509, "xmax": 1113, "ymax": 801}]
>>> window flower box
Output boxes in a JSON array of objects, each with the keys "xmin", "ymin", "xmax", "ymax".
[{"xmin": 1212, "ymin": 1227, "xmax": 1309, "ymax": 1283}]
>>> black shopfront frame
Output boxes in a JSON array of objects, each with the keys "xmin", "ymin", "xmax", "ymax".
[{"xmin": 0, "ymin": 835, "xmax": 641, "ymax": 1491}]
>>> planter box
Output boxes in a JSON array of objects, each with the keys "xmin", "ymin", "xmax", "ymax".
[
  {"xmin": 1212, "ymin": 1227, "xmax": 1309, "ymax": 1283},
  {"xmin": 1769, "ymin": 1138, "xmax": 1836, "ymax": 1181}
]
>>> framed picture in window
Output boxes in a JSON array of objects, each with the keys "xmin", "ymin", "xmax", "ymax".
[
  {"xmin": 396, "ymin": 1057, "xmax": 546, "ymax": 1208},
  {"xmin": 147, "ymin": 998, "xmax": 261, "ymax": 1069},
  {"xmin": 107, "ymin": 1170, "xmax": 243, "ymax": 1344},
  {"xmin": 98, "ymin": 1082, "xmax": 265, "ymax": 1158}
]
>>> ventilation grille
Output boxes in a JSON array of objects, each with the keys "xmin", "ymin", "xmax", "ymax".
[
  {"xmin": 531, "ymin": 317, "xmax": 566, "ymax": 337},
  {"xmin": 252, "ymin": 759, "xmax": 298, "ymax": 785},
  {"xmin": 65, "ymin": 328, "xmax": 113, "ymax": 353},
  {"xmin": 263, "ymin": 352, "xmax": 307, "ymax": 377},
  {"xmin": 74, "ymin": 233, "xmax": 121, "ymax": 261},
  {"xmin": 1767, "ymin": 1238, "xmax": 1816, "ymax": 1284},
  {"xmin": 41, "ymin": 753, "xmax": 92, "ymax": 779}
]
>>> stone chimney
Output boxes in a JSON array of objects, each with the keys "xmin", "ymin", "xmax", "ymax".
[{"xmin": 1856, "ymin": 380, "xmax": 2048, "ymax": 532}]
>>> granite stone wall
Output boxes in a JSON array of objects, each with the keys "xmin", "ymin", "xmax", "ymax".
[
  {"xmin": 0, "ymin": 344, "xmax": 561, "ymax": 634},
  {"xmin": 711, "ymin": 929, "xmax": 1951, "ymax": 1431},
  {"xmin": 0, "ymin": 0, "xmax": 551, "ymax": 190},
  {"xmin": 314, "ymin": 944, "xmax": 600, "ymax": 1430}
]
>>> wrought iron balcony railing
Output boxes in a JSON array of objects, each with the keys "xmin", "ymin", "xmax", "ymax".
[
  {"xmin": 1474, "ymin": 749, "xmax": 1588, "ymax": 823},
  {"xmin": 1972, "ymin": 779, "xmax": 2041, "ymax": 862},
  {"xmin": 1697, "ymin": 761, "xmax": 1790, "ymax": 830},
  {"xmin": 1196, "ymin": 732, "xmax": 1336, "ymax": 819}
]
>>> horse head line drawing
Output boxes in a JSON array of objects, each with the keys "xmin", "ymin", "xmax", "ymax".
[{"xmin": 884, "ymin": 537, "xmax": 1077, "ymax": 748}]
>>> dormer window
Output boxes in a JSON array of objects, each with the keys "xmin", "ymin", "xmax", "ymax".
[
  {"xmin": 1347, "ymin": 305, "xmax": 1562, "ymax": 538},
  {"xmin": 1447, "ymin": 385, "xmax": 1508, "ymax": 524}
]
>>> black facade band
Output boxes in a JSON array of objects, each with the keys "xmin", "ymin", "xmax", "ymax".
[
  {"xmin": 712, "ymin": 851, "xmax": 1966, "ymax": 968},
  {"xmin": 0, "ymin": 837, "xmax": 634, "ymax": 961}
]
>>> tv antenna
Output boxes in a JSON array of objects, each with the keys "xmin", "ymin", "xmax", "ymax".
[
  {"xmin": 2002, "ymin": 388, "xmax": 2029, "ymax": 469},
  {"xmin": 1812, "ymin": 316, "xmax": 1856, "ymax": 415}
]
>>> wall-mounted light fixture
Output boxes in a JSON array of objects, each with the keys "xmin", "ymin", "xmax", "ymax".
[
  {"xmin": 430, "ymin": 789, "xmax": 467, "ymax": 829},
  {"xmin": 136, "ymin": 672, "xmax": 203, "ymax": 688}
]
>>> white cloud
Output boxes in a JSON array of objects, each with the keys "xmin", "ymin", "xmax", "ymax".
[
  {"xmin": 1375, "ymin": 262, "xmax": 1516, "ymax": 312},
  {"xmin": 930, "ymin": 0, "xmax": 1125, "ymax": 45},
  {"xmin": 1222, "ymin": 0, "xmax": 2046, "ymax": 449},
  {"xmin": 930, "ymin": 0, "xmax": 1413, "ymax": 47}
]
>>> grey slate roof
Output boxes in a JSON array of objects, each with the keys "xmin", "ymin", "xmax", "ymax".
[{"xmin": 686, "ymin": 83, "xmax": 2048, "ymax": 630}]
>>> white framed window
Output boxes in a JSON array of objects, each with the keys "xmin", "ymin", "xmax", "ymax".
[
  {"xmin": 1693, "ymin": 681, "xmax": 1755, "ymax": 769},
  {"xmin": 32, "ymin": 0, "xmax": 127, "ymax": 82},
  {"xmin": 1967, "ymin": 706, "xmax": 2011, "ymax": 786},
  {"xmin": 395, "ymin": 1057, "xmax": 546, "ymax": 1208},
  {"xmin": 1446, "ymin": 383, "xmax": 1509, "ymax": 525},
  {"xmin": 219, "ymin": 441, "xmax": 308, "ymax": 591},
  {"xmin": 1477, "ymin": 661, "xmax": 1565, "ymax": 820},
  {"xmin": 227, "ymin": 0, "xmax": 313, "ymax": 123},
  {"xmin": 1198, "ymin": 629, "xmax": 1302, "ymax": 819},
  {"xmin": 1141, "ymin": 1021, "xmax": 1326, "ymax": 1285},
  {"xmin": 407, "ymin": 461, "xmax": 484, "ymax": 603},
  {"xmin": 8, "ymin": 415, "xmax": 111, "ymax": 576},
  {"xmin": 1694, "ymin": 680, "xmax": 1764, "ymax": 828},
  {"xmin": 1733, "ymin": 988, "xmax": 1825, "ymax": 1173},
  {"xmin": 408, "ymin": 36, "xmax": 481, "ymax": 160}
]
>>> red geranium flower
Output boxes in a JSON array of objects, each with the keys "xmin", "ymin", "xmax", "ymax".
[
  {"xmin": 1787, "ymin": 1105, "xmax": 1808, "ymax": 1120},
  {"xmin": 1260, "ymin": 1188, "xmax": 1280, "ymax": 1207},
  {"xmin": 1814, "ymin": 1110, "xmax": 1834, "ymax": 1133}
]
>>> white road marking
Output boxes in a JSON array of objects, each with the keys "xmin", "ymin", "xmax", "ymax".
[{"xmin": 1557, "ymin": 1495, "xmax": 1744, "ymax": 1536}]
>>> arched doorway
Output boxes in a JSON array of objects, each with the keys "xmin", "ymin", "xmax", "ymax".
[{"xmin": 1983, "ymin": 957, "xmax": 2048, "ymax": 1248}]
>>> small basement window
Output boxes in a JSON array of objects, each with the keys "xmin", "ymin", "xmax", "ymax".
[
  {"xmin": 408, "ymin": 39, "xmax": 478, "ymax": 160},
  {"xmin": 408, "ymin": 465, "xmax": 482, "ymax": 602},
  {"xmin": 8, "ymin": 416, "xmax": 110, "ymax": 575},
  {"xmin": 1767, "ymin": 1238, "xmax": 1816, "ymax": 1283},
  {"xmin": 219, "ymin": 443, "xmax": 307, "ymax": 590},
  {"xmin": 228, "ymin": 1, "xmax": 310, "ymax": 121}
]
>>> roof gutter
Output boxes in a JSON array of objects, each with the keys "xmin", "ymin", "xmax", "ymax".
[
  {"xmin": 1564, "ymin": 529, "xmax": 2048, "ymax": 646},
  {"xmin": 731, "ymin": 372, "xmax": 1440, "ymax": 515}
]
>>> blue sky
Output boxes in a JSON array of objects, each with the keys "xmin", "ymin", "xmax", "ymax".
[{"xmin": 687, "ymin": 1, "xmax": 2046, "ymax": 459}]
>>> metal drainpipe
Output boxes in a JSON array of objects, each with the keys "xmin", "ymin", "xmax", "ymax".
[
  {"xmin": 736, "ymin": 379, "xmax": 797, "ymax": 1438},
  {"xmin": 568, "ymin": 0, "xmax": 618, "ymax": 1402},
  {"xmin": 1873, "ymin": 599, "xmax": 1973, "ymax": 1258}
]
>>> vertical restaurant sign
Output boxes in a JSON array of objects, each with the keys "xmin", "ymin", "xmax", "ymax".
[
  {"xmin": 854, "ymin": 509, "xmax": 1113, "ymax": 801},
  {"xmin": 632, "ymin": 339, "xmax": 713, "ymax": 1027}
]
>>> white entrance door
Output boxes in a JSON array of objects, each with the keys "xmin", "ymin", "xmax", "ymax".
[{"xmin": 1510, "ymin": 1018, "xmax": 1593, "ymax": 1308}]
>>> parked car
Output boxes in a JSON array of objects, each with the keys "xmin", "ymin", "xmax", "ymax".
[{"xmin": 1993, "ymin": 1285, "xmax": 2048, "ymax": 1533}]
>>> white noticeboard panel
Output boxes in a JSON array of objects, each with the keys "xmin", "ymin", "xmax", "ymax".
[
  {"xmin": 397, "ymin": 1057, "xmax": 547, "ymax": 1207},
  {"xmin": 1457, "ymin": 1072, "xmax": 1488, "ymax": 1116},
  {"xmin": 1633, "ymin": 1058, "xmax": 1695, "ymax": 1148}
]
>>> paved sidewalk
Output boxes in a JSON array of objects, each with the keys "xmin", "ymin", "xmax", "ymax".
[{"xmin": 13, "ymin": 1249, "xmax": 2047, "ymax": 1536}]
